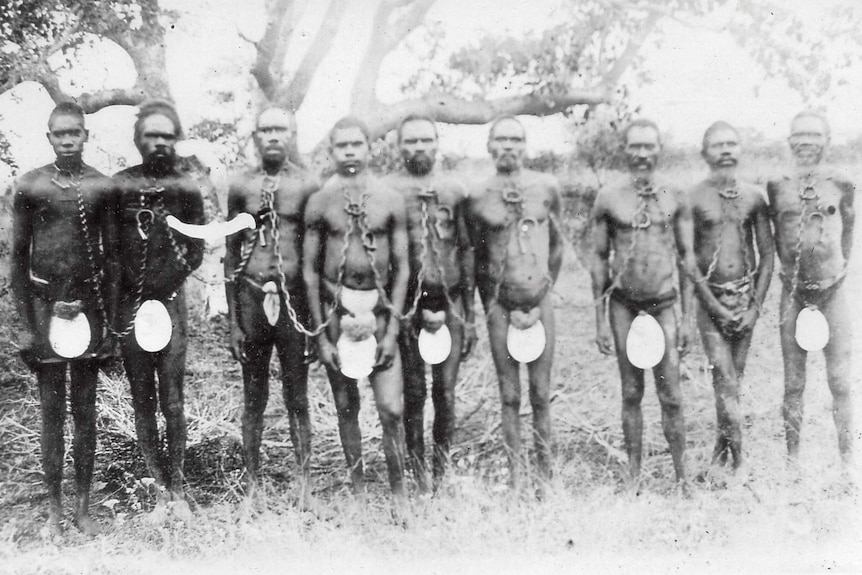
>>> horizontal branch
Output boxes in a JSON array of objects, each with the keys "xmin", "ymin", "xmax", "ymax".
[{"xmin": 368, "ymin": 89, "xmax": 608, "ymax": 138}]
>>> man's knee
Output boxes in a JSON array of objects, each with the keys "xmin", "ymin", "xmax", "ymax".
[
  {"xmin": 621, "ymin": 385, "xmax": 644, "ymax": 409},
  {"xmin": 500, "ymin": 387, "xmax": 521, "ymax": 411},
  {"xmin": 377, "ymin": 401, "xmax": 403, "ymax": 428}
]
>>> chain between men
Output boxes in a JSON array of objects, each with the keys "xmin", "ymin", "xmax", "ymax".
[
  {"xmin": 51, "ymin": 165, "xmax": 110, "ymax": 337},
  {"xmin": 785, "ymin": 176, "xmax": 831, "ymax": 321}
]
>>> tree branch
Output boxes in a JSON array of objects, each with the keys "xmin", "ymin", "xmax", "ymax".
[
  {"xmin": 251, "ymin": 0, "xmax": 294, "ymax": 100},
  {"xmin": 277, "ymin": 0, "xmax": 348, "ymax": 111},
  {"xmin": 367, "ymin": 89, "xmax": 607, "ymax": 139},
  {"xmin": 384, "ymin": 0, "xmax": 436, "ymax": 53},
  {"xmin": 602, "ymin": 8, "xmax": 661, "ymax": 87}
]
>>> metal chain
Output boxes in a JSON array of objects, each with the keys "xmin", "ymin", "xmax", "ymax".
[
  {"xmin": 268, "ymin": 174, "xmax": 342, "ymax": 337},
  {"xmin": 114, "ymin": 192, "xmax": 151, "ymax": 337},
  {"xmin": 51, "ymin": 165, "xmax": 108, "ymax": 334},
  {"xmin": 787, "ymin": 174, "xmax": 826, "ymax": 310},
  {"xmin": 488, "ymin": 179, "xmax": 524, "ymax": 309},
  {"xmin": 600, "ymin": 179, "xmax": 655, "ymax": 303}
]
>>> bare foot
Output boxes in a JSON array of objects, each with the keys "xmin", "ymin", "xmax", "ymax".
[
  {"xmin": 170, "ymin": 499, "xmax": 193, "ymax": 522},
  {"xmin": 676, "ymin": 479, "xmax": 693, "ymax": 499},
  {"xmin": 46, "ymin": 507, "xmax": 63, "ymax": 538}
]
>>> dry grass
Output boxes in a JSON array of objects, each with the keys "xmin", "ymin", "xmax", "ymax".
[{"xmin": 1, "ymin": 200, "xmax": 861, "ymax": 574}]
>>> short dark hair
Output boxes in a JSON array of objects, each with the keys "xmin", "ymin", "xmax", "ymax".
[
  {"xmin": 397, "ymin": 114, "xmax": 437, "ymax": 142},
  {"xmin": 329, "ymin": 116, "xmax": 370, "ymax": 145},
  {"xmin": 488, "ymin": 115, "xmax": 524, "ymax": 141},
  {"xmin": 622, "ymin": 118, "xmax": 661, "ymax": 146},
  {"xmin": 701, "ymin": 120, "xmax": 739, "ymax": 153},
  {"xmin": 48, "ymin": 101, "xmax": 85, "ymax": 128},
  {"xmin": 791, "ymin": 109, "xmax": 830, "ymax": 137},
  {"xmin": 134, "ymin": 99, "xmax": 183, "ymax": 142}
]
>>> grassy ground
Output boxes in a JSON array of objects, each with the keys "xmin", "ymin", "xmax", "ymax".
[{"xmin": 0, "ymin": 196, "xmax": 860, "ymax": 574}]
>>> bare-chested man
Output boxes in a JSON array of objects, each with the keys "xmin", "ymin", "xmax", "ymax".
[
  {"xmin": 768, "ymin": 111, "xmax": 854, "ymax": 464},
  {"xmin": 224, "ymin": 107, "xmax": 319, "ymax": 497},
  {"xmin": 467, "ymin": 116, "xmax": 563, "ymax": 488},
  {"xmin": 114, "ymin": 100, "xmax": 205, "ymax": 509},
  {"xmin": 303, "ymin": 117, "xmax": 410, "ymax": 501},
  {"xmin": 11, "ymin": 102, "xmax": 119, "ymax": 535},
  {"xmin": 691, "ymin": 121, "xmax": 774, "ymax": 470},
  {"xmin": 383, "ymin": 114, "xmax": 476, "ymax": 492},
  {"xmin": 590, "ymin": 118, "xmax": 696, "ymax": 491}
]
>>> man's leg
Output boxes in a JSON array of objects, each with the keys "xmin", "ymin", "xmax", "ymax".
[
  {"xmin": 241, "ymin": 341, "xmax": 272, "ymax": 487},
  {"xmin": 696, "ymin": 306, "xmax": 743, "ymax": 468},
  {"xmin": 779, "ymin": 288, "xmax": 807, "ymax": 459},
  {"xmin": 155, "ymin": 296, "xmax": 188, "ymax": 500},
  {"xmin": 485, "ymin": 301, "xmax": 524, "ymax": 488},
  {"xmin": 822, "ymin": 286, "xmax": 854, "ymax": 462},
  {"xmin": 607, "ymin": 300, "xmax": 645, "ymax": 483},
  {"xmin": 398, "ymin": 322, "xmax": 429, "ymax": 492},
  {"xmin": 526, "ymin": 294, "xmax": 555, "ymax": 480},
  {"xmin": 370, "ymin": 352, "xmax": 407, "ymax": 499},
  {"xmin": 123, "ymin": 343, "xmax": 166, "ymax": 487},
  {"xmin": 327, "ymin": 367, "xmax": 365, "ymax": 494},
  {"xmin": 652, "ymin": 306, "xmax": 687, "ymax": 484},
  {"xmin": 430, "ymin": 297, "xmax": 465, "ymax": 485},
  {"xmin": 274, "ymin": 319, "xmax": 313, "ymax": 491},
  {"xmin": 37, "ymin": 363, "xmax": 68, "ymax": 534},
  {"xmin": 69, "ymin": 359, "xmax": 100, "ymax": 534}
]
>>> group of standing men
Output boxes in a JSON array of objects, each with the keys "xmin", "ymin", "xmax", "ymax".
[
  {"xmin": 10, "ymin": 97, "xmax": 853, "ymax": 535},
  {"xmin": 591, "ymin": 111, "xmax": 854, "ymax": 494}
]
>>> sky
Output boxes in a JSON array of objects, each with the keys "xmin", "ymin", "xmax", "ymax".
[{"xmin": 1, "ymin": 0, "xmax": 861, "ymax": 180}]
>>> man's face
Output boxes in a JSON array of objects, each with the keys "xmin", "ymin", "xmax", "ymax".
[
  {"xmin": 399, "ymin": 120, "xmax": 437, "ymax": 176},
  {"xmin": 136, "ymin": 114, "xmax": 178, "ymax": 166},
  {"xmin": 702, "ymin": 128, "xmax": 740, "ymax": 171},
  {"xmin": 789, "ymin": 115, "xmax": 829, "ymax": 167},
  {"xmin": 488, "ymin": 119, "xmax": 525, "ymax": 173},
  {"xmin": 254, "ymin": 109, "xmax": 293, "ymax": 165},
  {"xmin": 47, "ymin": 114, "xmax": 88, "ymax": 161},
  {"xmin": 624, "ymin": 126, "xmax": 661, "ymax": 174},
  {"xmin": 330, "ymin": 127, "xmax": 369, "ymax": 176}
]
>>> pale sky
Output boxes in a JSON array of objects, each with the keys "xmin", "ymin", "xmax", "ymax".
[{"xmin": 1, "ymin": 0, "xmax": 861, "ymax": 178}]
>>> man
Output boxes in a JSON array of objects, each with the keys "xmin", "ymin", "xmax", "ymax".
[
  {"xmin": 590, "ymin": 118, "xmax": 696, "ymax": 492},
  {"xmin": 768, "ymin": 111, "xmax": 854, "ymax": 464},
  {"xmin": 114, "ymin": 100, "xmax": 205, "ymax": 510},
  {"xmin": 383, "ymin": 115, "xmax": 477, "ymax": 492},
  {"xmin": 224, "ymin": 107, "xmax": 319, "ymax": 499},
  {"xmin": 467, "ymin": 116, "xmax": 563, "ymax": 488},
  {"xmin": 303, "ymin": 116, "xmax": 410, "ymax": 502},
  {"xmin": 11, "ymin": 101, "xmax": 119, "ymax": 535},
  {"xmin": 690, "ymin": 121, "xmax": 774, "ymax": 471}
]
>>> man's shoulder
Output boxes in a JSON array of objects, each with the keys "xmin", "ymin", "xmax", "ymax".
[{"xmin": 14, "ymin": 165, "xmax": 51, "ymax": 191}]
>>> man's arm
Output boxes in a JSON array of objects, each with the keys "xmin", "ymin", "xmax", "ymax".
[
  {"xmin": 836, "ymin": 177, "xmax": 855, "ymax": 262},
  {"xmin": 455, "ymin": 186, "xmax": 477, "ymax": 354},
  {"xmin": 751, "ymin": 193, "xmax": 776, "ymax": 310},
  {"xmin": 223, "ymin": 179, "xmax": 246, "ymax": 361},
  {"xmin": 377, "ymin": 191, "xmax": 410, "ymax": 369},
  {"xmin": 302, "ymin": 195, "xmax": 326, "ymax": 339},
  {"xmin": 589, "ymin": 193, "xmax": 613, "ymax": 355},
  {"xmin": 181, "ymin": 181, "xmax": 206, "ymax": 272},
  {"xmin": 10, "ymin": 180, "xmax": 36, "ymax": 344},
  {"xmin": 101, "ymin": 181, "xmax": 122, "ymax": 337},
  {"xmin": 673, "ymin": 188, "xmax": 697, "ymax": 354},
  {"xmin": 547, "ymin": 177, "xmax": 564, "ymax": 284}
]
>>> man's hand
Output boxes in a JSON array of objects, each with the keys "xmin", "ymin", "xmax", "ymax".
[
  {"xmin": 734, "ymin": 307, "xmax": 759, "ymax": 335},
  {"xmin": 317, "ymin": 338, "xmax": 340, "ymax": 372},
  {"xmin": 461, "ymin": 323, "xmax": 478, "ymax": 359},
  {"xmin": 596, "ymin": 323, "xmax": 614, "ymax": 355},
  {"xmin": 710, "ymin": 305, "xmax": 737, "ymax": 332},
  {"xmin": 17, "ymin": 328, "xmax": 38, "ymax": 371},
  {"xmin": 229, "ymin": 326, "xmax": 247, "ymax": 363},
  {"xmin": 374, "ymin": 332, "xmax": 397, "ymax": 371}
]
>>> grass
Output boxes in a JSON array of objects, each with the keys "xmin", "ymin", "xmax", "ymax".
[{"xmin": 0, "ymin": 203, "xmax": 861, "ymax": 574}]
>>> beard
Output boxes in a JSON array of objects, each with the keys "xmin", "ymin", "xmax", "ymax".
[
  {"xmin": 627, "ymin": 157, "xmax": 655, "ymax": 172},
  {"xmin": 143, "ymin": 150, "xmax": 176, "ymax": 175},
  {"xmin": 404, "ymin": 152, "xmax": 434, "ymax": 175},
  {"xmin": 495, "ymin": 152, "xmax": 519, "ymax": 173},
  {"xmin": 791, "ymin": 143, "xmax": 823, "ymax": 166}
]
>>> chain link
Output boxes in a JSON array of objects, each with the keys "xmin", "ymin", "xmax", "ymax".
[
  {"xmin": 787, "ymin": 174, "xmax": 827, "ymax": 310},
  {"xmin": 114, "ymin": 192, "xmax": 151, "ymax": 337},
  {"xmin": 600, "ymin": 179, "xmax": 656, "ymax": 303},
  {"xmin": 51, "ymin": 165, "xmax": 108, "ymax": 335}
]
